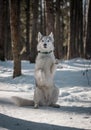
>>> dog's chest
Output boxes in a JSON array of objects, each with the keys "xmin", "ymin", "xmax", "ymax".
[{"xmin": 36, "ymin": 54, "xmax": 54, "ymax": 70}]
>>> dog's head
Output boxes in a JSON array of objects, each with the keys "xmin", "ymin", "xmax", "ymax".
[{"xmin": 37, "ymin": 32, "xmax": 54, "ymax": 53}]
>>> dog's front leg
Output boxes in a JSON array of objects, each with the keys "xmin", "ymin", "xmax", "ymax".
[
  {"xmin": 34, "ymin": 88, "xmax": 40, "ymax": 108},
  {"xmin": 35, "ymin": 69, "xmax": 46, "ymax": 87},
  {"xmin": 50, "ymin": 63, "xmax": 56, "ymax": 76}
]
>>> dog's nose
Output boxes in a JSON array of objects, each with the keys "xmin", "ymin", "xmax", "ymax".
[{"xmin": 44, "ymin": 43, "xmax": 47, "ymax": 48}]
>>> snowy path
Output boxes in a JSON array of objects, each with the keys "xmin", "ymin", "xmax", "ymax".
[
  {"xmin": 0, "ymin": 91, "xmax": 91, "ymax": 130},
  {"xmin": 0, "ymin": 59, "xmax": 91, "ymax": 130}
]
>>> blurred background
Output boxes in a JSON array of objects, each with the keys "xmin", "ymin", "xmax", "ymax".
[{"xmin": 0, "ymin": 0, "xmax": 91, "ymax": 63}]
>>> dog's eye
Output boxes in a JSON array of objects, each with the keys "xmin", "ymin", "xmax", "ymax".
[
  {"xmin": 42, "ymin": 39, "xmax": 44, "ymax": 42},
  {"xmin": 47, "ymin": 40, "xmax": 49, "ymax": 42}
]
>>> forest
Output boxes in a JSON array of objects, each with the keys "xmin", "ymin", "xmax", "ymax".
[
  {"xmin": 0, "ymin": 0, "xmax": 91, "ymax": 77},
  {"xmin": 0, "ymin": 1, "xmax": 91, "ymax": 129}
]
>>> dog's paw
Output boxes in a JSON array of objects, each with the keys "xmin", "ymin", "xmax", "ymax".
[
  {"xmin": 55, "ymin": 59, "xmax": 59, "ymax": 64},
  {"xmin": 50, "ymin": 104, "xmax": 60, "ymax": 108},
  {"xmin": 34, "ymin": 103, "xmax": 39, "ymax": 109}
]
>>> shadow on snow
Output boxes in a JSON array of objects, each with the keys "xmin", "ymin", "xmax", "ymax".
[{"xmin": 0, "ymin": 113, "xmax": 84, "ymax": 130}]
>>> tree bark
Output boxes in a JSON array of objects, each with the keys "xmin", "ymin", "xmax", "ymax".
[
  {"xmin": 45, "ymin": 0, "xmax": 54, "ymax": 35},
  {"xmin": 26, "ymin": 0, "xmax": 30, "ymax": 58},
  {"xmin": 86, "ymin": 0, "xmax": 91, "ymax": 58},
  {"xmin": 69, "ymin": 0, "xmax": 83, "ymax": 59},
  {"xmin": 0, "ymin": 0, "xmax": 5, "ymax": 61},
  {"xmin": 9, "ymin": 0, "xmax": 21, "ymax": 78},
  {"xmin": 30, "ymin": 0, "xmax": 39, "ymax": 63},
  {"xmin": 55, "ymin": 0, "xmax": 63, "ymax": 59},
  {"xmin": 4, "ymin": 0, "xmax": 12, "ymax": 60}
]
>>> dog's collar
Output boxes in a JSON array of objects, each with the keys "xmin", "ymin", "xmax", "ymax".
[{"xmin": 38, "ymin": 50, "xmax": 53, "ymax": 54}]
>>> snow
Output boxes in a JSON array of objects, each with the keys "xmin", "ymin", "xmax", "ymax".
[{"xmin": 0, "ymin": 58, "xmax": 91, "ymax": 130}]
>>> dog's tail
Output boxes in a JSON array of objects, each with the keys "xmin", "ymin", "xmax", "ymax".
[{"xmin": 12, "ymin": 96, "xmax": 34, "ymax": 107}]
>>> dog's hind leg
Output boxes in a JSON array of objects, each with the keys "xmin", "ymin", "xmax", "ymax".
[
  {"xmin": 50, "ymin": 86, "xmax": 60, "ymax": 108},
  {"xmin": 49, "ymin": 103, "xmax": 60, "ymax": 108}
]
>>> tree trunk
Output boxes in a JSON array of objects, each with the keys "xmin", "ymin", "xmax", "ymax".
[
  {"xmin": 0, "ymin": 0, "xmax": 5, "ymax": 61},
  {"xmin": 76, "ymin": 0, "xmax": 83, "ymax": 57},
  {"xmin": 86, "ymin": 0, "xmax": 91, "ymax": 58},
  {"xmin": 9, "ymin": 0, "xmax": 21, "ymax": 78},
  {"xmin": 83, "ymin": 0, "xmax": 89, "ymax": 57},
  {"xmin": 30, "ymin": 0, "xmax": 39, "ymax": 63},
  {"xmin": 69, "ymin": 0, "xmax": 83, "ymax": 59},
  {"xmin": 79, "ymin": 0, "xmax": 83, "ymax": 57},
  {"xmin": 45, "ymin": 0, "xmax": 54, "ymax": 35},
  {"xmin": 38, "ymin": 0, "xmax": 43, "ymax": 33},
  {"xmin": 55, "ymin": 0, "xmax": 63, "ymax": 59},
  {"xmin": 43, "ymin": 0, "xmax": 46, "ymax": 35},
  {"xmin": 26, "ymin": 0, "xmax": 30, "ymax": 58},
  {"xmin": 4, "ymin": 0, "xmax": 12, "ymax": 60}
]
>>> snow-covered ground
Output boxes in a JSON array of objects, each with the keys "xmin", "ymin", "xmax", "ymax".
[{"xmin": 0, "ymin": 58, "xmax": 91, "ymax": 130}]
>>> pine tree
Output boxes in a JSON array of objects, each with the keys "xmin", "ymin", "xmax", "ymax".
[
  {"xmin": 30, "ymin": 0, "xmax": 39, "ymax": 63},
  {"xmin": 0, "ymin": 0, "xmax": 5, "ymax": 61},
  {"xmin": 86, "ymin": 0, "xmax": 91, "ymax": 58},
  {"xmin": 9, "ymin": 0, "xmax": 21, "ymax": 78},
  {"xmin": 69, "ymin": 0, "xmax": 83, "ymax": 58}
]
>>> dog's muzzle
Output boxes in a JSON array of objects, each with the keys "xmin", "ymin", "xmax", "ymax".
[{"xmin": 43, "ymin": 43, "xmax": 47, "ymax": 48}]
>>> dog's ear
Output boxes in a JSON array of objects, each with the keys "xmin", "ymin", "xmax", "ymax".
[
  {"xmin": 49, "ymin": 32, "xmax": 54, "ymax": 42},
  {"xmin": 38, "ymin": 32, "xmax": 42, "ymax": 42}
]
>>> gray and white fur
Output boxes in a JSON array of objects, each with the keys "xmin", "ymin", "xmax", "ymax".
[{"xmin": 34, "ymin": 32, "xmax": 59, "ymax": 108}]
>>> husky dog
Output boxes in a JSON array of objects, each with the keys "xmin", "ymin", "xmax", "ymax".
[{"xmin": 12, "ymin": 32, "xmax": 59, "ymax": 108}]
